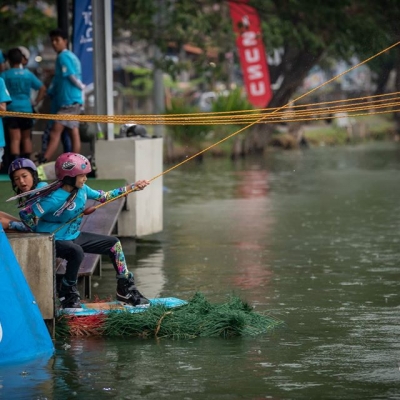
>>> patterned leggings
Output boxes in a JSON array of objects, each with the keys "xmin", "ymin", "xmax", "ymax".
[{"xmin": 56, "ymin": 231, "xmax": 130, "ymax": 285}]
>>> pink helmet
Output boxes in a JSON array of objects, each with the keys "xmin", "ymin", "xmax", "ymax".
[{"xmin": 55, "ymin": 152, "xmax": 92, "ymax": 180}]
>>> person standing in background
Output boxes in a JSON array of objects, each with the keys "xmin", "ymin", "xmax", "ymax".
[
  {"xmin": 1, "ymin": 48, "xmax": 46, "ymax": 162},
  {"xmin": 0, "ymin": 75, "xmax": 12, "ymax": 169},
  {"xmin": 37, "ymin": 28, "xmax": 84, "ymax": 164},
  {"xmin": 18, "ymin": 46, "xmax": 30, "ymax": 68}
]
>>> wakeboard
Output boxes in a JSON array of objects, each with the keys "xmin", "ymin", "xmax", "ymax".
[{"xmin": 59, "ymin": 297, "xmax": 187, "ymax": 317}]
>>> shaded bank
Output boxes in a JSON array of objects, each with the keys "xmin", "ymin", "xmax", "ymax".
[{"xmin": 164, "ymin": 114, "xmax": 396, "ymax": 163}]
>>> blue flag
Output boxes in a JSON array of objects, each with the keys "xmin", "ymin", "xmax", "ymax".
[{"xmin": 72, "ymin": 0, "xmax": 94, "ymax": 90}]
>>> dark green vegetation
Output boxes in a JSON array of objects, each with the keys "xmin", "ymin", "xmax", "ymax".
[
  {"xmin": 1, "ymin": 1, "xmax": 400, "ymax": 108},
  {"xmin": 0, "ymin": 2, "xmax": 54, "ymax": 48},
  {"xmin": 113, "ymin": 0, "xmax": 400, "ymax": 107}
]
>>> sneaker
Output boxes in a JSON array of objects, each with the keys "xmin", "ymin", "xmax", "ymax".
[
  {"xmin": 59, "ymin": 284, "xmax": 82, "ymax": 309},
  {"xmin": 116, "ymin": 277, "xmax": 149, "ymax": 306}
]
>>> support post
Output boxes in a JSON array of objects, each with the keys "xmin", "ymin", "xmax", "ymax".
[
  {"xmin": 152, "ymin": 0, "xmax": 166, "ymax": 138},
  {"xmin": 92, "ymin": 0, "xmax": 114, "ymax": 140},
  {"xmin": 153, "ymin": 47, "xmax": 165, "ymax": 138},
  {"xmin": 57, "ymin": 0, "xmax": 69, "ymax": 34}
]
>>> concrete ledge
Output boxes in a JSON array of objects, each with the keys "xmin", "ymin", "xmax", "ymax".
[
  {"xmin": 7, "ymin": 232, "xmax": 55, "ymax": 321},
  {"xmin": 95, "ymin": 137, "xmax": 163, "ymax": 237}
]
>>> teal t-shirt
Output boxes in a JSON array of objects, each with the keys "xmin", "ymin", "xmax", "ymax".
[
  {"xmin": 1, "ymin": 68, "xmax": 43, "ymax": 112},
  {"xmin": 53, "ymin": 49, "xmax": 83, "ymax": 107},
  {"xmin": 0, "ymin": 77, "xmax": 12, "ymax": 147},
  {"xmin": 20, "ymin": 184, "xmax": 128, "ymax": 240}
]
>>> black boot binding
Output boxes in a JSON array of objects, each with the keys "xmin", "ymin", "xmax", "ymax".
[{"xmin": 116, "ymin": 275, "xmax": 149, "ymax": 306}]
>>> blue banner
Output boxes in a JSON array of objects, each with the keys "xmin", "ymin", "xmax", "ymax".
[{"xmin": 72, "ymin": 0, "xmax": 94, "ymax": 90}]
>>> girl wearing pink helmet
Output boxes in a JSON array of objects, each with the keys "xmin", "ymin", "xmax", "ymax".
[
  {"xmin": 18, "ymin": 152, "xmax": 150, "ymax": 309},
  {"xmin": 0, "ymin": 157, "xmax": 47, "ymax": 231}
]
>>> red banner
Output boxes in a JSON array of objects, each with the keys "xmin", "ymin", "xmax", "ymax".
[{"xmin": 228, "ymin": 0, "xmax": 272, "ymax": 108}]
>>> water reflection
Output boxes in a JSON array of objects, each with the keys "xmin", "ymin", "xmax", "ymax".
[
  {"xmin": 133, "ymin": 248, "xmax": 167, "ymax": 298},
  {"xmin": 0, "ymin": 356, "xmax": 54, "ymax": 400},
  {"xmin": 92, "ymin": 242, "xmax": 167, "ymax": 300},
  {"xmin": 230, "ymin": 168, "xmax": 273, "ymax": 291}
]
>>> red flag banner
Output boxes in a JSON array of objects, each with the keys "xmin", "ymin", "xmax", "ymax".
[{"xmin": 228, "ymin": 0, "xmax": 272, "ymax": 108}]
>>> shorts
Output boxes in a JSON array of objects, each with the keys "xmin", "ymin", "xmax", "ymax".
[
  {"xmin": 56, "ymin": 103, "xmax": 81, "ymax": 129},
  {"xmin": 5, "ymin": 116, "xmax": 34, "ymax": 130},
  {"xmin": 0, "ymin": 147, "xmax": 4, "ymax": 164}
]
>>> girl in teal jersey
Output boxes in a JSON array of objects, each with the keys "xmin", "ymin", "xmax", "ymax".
[
  {"xmin": 19, "ymin": 152, "xmax": 150, "ymax": 309},
  {"xmin": 0, "ymin": 158, "xmax": 47, "ymax": 231}
]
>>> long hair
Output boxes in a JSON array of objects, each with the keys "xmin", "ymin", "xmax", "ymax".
[
  {"xmin": 18, "ymin": 180, "xmax": 63, "ymax": 208},
  {"xmin": 53, "ymin": 187, "xmax": 78, "ymax": 216},
  {"xmin": 18, "ymin": 177, "xmax": 79, "ymax": 217}
]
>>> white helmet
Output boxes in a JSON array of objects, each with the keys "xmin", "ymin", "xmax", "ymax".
[
  {"xmin": 18, "ymin": 46, "xmax": 30, "ymax": 60},
  {"xmin": 119, "ymin": 123, "xmax": 149, "ymax": 138}
]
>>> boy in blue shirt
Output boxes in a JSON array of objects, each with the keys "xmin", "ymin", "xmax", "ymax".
[{"xmin": 38, "ymin": 29, "xmax": 84, "ymax": 164}]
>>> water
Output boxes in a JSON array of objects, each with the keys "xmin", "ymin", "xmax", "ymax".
[{"xmin": 2, "ymin": 142, "xmax": 400, "ymax": 399}]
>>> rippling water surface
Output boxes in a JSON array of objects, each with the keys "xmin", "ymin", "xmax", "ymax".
[{"xmin": 2, "ymin": 142, "xmax": 400, "ymax": 399}]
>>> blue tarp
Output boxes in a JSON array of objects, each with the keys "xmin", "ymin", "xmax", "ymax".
[{"xmin": 0, "ymin": 227, "xmax": 54, "ymax": 365}]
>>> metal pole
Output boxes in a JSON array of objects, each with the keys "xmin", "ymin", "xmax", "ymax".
[
  {"xmin": 57, "ymin": 0, "xmax": 69, "ymax": 33},
  {"xmin": 153, "ymin": 47, "xmax": 165, "ymax": 137},
  {"xmin": 152, "ymin": 0, "xmax": 166, "ymax": 138},
  {"xmin": 92, "ymin": 0, "xmax": 114, "ymax": 140}
]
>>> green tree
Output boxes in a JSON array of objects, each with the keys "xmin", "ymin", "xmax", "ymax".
[
  {"xmin": 114, "ymin": 0, "xmax": 400, "ymax": 109},
  {"xmin": 2, "ymin": 1, "xmax": 400, "ymax": 110},
  {"xmin": 113, "ymin": 0, "xmax": 233, "ymax": 84},
  {"xmin": 365, "ymin": 0, "xmax": 400, "ymax": 131},
  {"xmin": 250, "ymin": 0, "xmax": 394, "ymax": 107},
  {"xmin": 0, "ymin": 1, "xmax": 55, "ymax": 49}
]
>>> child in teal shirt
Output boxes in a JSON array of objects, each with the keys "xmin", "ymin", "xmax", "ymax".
[
  {"xmin": 0, "ymin": 77, "xmax": 12, "ymax": 169},
  {"xmin": 18, "ymin": 152, "xmax": 150, "ymax": 310}
]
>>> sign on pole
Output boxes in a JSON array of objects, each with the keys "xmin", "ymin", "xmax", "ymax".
[
  {"xmin": 72, "ymin": 0, "xmax": 94, "ymax": 90},
  {"xmin": 228, "ymin": 0, "xmax": 272, "ymax": 108}
]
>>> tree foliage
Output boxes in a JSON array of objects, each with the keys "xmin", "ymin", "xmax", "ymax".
[
  {"xmin": 0, "ymin": 1, "xmax": 55, "ymax": 49},
  {"xmin": 114, "ymin": 0, "xmax": 400, "ymax": 107},
  {"xmin": 251, "ymin": 0, "xmax": 397, "ymax": 106},
  {"xmin": 113, "ymin": 0, "xmax": 234, "ymax": 80},
  {"xmin": 3, "ymin": 1, "xmax": 400, "ymax": 109}
]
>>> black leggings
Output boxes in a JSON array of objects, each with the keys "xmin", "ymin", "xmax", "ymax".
[{"xmin": 56, "ymin": 231, "xmax": 130, "ymax": 285}]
